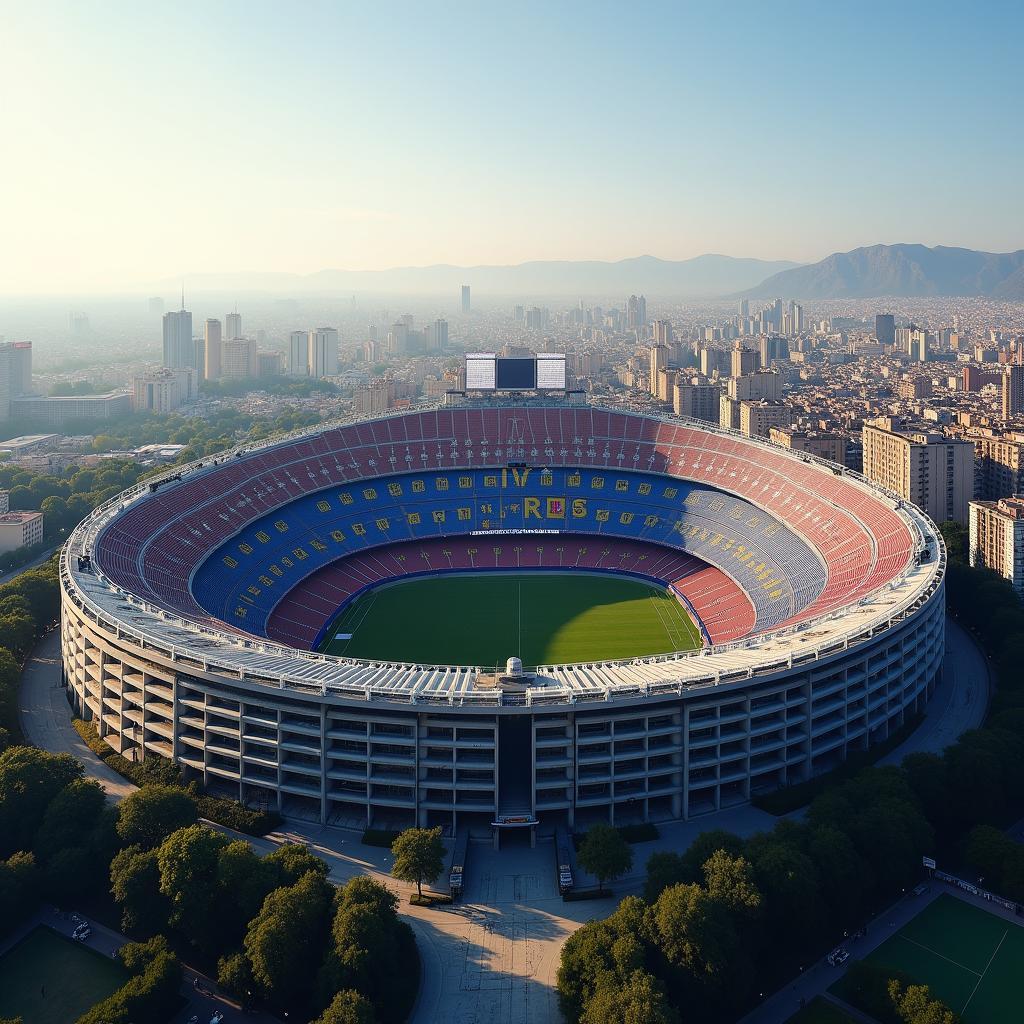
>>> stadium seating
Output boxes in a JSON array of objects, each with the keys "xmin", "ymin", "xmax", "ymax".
[{"xmin": 94, "ymin": 408, "xmax": 916, "ymax": 650}]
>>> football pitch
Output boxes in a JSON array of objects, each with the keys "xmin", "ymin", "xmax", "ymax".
[
  {"xmin": 318, "ymin": 573, "xmax": 703, "ymax": 666},
  {"xmin": 840, "ymin": 893, "xmax": 1024, "ymax": 1023}
]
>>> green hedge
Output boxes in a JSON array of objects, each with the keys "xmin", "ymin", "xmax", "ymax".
[
  {"xmin": 573, "ymin": 822, "xmax": 660, "ymax": 849},
  {"xmin": 72, "ymin": 719, "xmax": 280, "ymax": 836},
  {"xmin": 361, "ymin": 828, "xmax": 401, "ymax": 848}
]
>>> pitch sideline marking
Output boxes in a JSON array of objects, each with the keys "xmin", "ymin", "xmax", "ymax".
[
  {"xmin": 895, "ymin": 933, "xmax": 982, "ymax": 977},
  {"xmin": 960, "ymin": 927, "xmax": 1008, "ymax": 1016}
]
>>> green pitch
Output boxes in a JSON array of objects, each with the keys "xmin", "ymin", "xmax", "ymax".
[
  {"xmin": 318, "ymin": 573, "xmax": 703, "ymax": 666},
  {"xmin": 838, "ymin": 893, "xmax": 1024, "ymax": 1023},
  {"xmin": 0, "ymin": 926, "xmax": 129, "ymax": 1024}
]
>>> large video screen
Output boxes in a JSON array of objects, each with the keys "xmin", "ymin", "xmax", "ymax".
[
  {"xmin": 465, "ymin": 353, "xmax": 496, "ymax": 390},
  {"xmin": 495, "ymin": 358, "xmax": 537, "ymax": 390},
  {"xmin": 536, "ymin": 353, "xmax": 567, "ymax": 389}
]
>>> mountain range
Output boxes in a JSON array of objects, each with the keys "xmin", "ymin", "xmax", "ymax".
[
  {"xmin": 171, "ymin": 254, "xmax": 800, "ymax": 298},
  {"xmin": 742, "ymin": 244, "xmax": 1024, "ymax": 300}
]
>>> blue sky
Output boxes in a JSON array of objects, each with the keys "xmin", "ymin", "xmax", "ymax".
[{"xmin": 2, "ymin": 0, "xmax": 1022, "ymax": 291}]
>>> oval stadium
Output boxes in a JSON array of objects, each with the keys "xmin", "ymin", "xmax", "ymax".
[{"xmin": 60, "ymin": 399, "xmax": 945, "ymax": 835}]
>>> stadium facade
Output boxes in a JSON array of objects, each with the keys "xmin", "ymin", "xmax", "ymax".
[{"xmin": 61, "ymin": 401, "xmax": 945, "ymax": 831}]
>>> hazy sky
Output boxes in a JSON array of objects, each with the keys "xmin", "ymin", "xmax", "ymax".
[{"xmin": 2, "ymin": 0, "xmax": 1022, "ymax": 293}]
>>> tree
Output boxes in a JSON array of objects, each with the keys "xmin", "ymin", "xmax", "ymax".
[
  {"xmin": 576, "ymin": 824, "xmax": 633, "ymax": 895},
  {"xmin": 34, "ymin": 778, "xmax": 108, "ymax": 862},
  {"xmin": 0, "ymin": 747, "xmax": 82, "ymax": 856},
  {"xmin": 110, "ymin": 845, "xmax": 169, "ymax": 935},
  {"xmin": 644, "ymin": 851, "xmax": 687, "ymax": 902},
  {"xmin": 116, "ymin": 785, "xmax": 197, "ymax": 849},
  {"xmin": 701, "ymin": 851, "xmax": 761, "ymax": 919},
  {"xmin": 652, "ymin": 883, "xmax": 739, "ymax": 990},
  {"xmin": 580, "ymin": 970, "xmax": 679, "ymax": 1024},
  {"xmin": 216, "ymin": 840, "xmax": 276, "ymax": 943},
  {"xmin": 0, "ymin": 852, "xmax": 37, "ymax": 938},
  {"xmin": 217, "ymin": 950, "xmax": 254, "ymax": 1002},
  {"xmin": 312, "ymin": 990, "xmax": 377, "ymax": 1024},
  {"xmin": 888, "ymin": 979, "xmax": 958, "ymax": 1024},
  {"xmin": 390, "ymin": 826, "xmax": 445, "ymax": 899},
  {"xmin": 157, "ymin": 824, "xmax": 230, "ymax": 952},
  {"xmin": 264, "ymin": 842, "xmax": 329, "ymax": 886},
  {"xmin": 244, "ymin": 869, "xmax": 334, "ymax": 1007}
]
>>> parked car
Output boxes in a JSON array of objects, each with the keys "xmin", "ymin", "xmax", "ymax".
[
  {"xmin": 72, "ymin": 923, "xmax": 92, "ymax": 941},
  {"xmin": 827, "ymin": 947, "xmax": 849, "ymax": 967}
]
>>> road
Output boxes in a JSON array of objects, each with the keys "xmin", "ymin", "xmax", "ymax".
[
  {"xmin": 0, "ymin": 544, "xmax": 60, "ymax": 588},
  {"xmin": 20, "ymin": 614, "xmax": 991, "ymax": 1024}
]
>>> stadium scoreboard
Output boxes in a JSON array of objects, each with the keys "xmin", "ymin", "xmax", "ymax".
[{"xmin": 465, "ymin": 352, "xmax": 566, "ymax": 391}]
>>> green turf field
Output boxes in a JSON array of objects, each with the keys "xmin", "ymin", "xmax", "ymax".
[
  {"xmin": 837, "ymin": 893, "xmax": 1024, "ymax": 1024},
  {"xmin": 318, "ymin": 573, "xmax": 703, "ymax": 666},
  {"xmin": 0, "ymin": 926, "xmax": 129, "ymax": 1024}
]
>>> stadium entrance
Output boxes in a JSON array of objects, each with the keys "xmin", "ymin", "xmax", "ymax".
[{"xmin": 496, "ymin": 716, "xmax": 537, "ymax": 847}]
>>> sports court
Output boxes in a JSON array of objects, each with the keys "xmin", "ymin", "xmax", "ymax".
[
  {"xmin": 318, "ymin": 572, "xmax": 703, "ymax": 666},
  {"xmin": 0, "ymin": 926, "xmax": 128, "ymax": 1024},
  {"xmin": 856, "ymin": 893, "xmax": 1024, "ymax": 1023}
]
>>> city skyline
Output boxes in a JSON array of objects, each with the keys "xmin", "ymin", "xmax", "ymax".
[{"xmin": 2, "ymin": 0, "xmax": 1022, "ymax": 293}]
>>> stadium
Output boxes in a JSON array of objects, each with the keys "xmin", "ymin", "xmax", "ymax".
[{"xmin": 60, "ymin": 384, "xmax": 946, "ymax": 835}]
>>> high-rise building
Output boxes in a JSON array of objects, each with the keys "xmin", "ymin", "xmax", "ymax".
[
  {"xmin": 1002, "ymin": 364, "xmax": 1024, "ymax": 420},
  {"xmin": 162, "ymin": 298, "xmax": 194, "ymax": 371},
  {"xmin": 673, "ymin": 377, "xmax": 720, "ymax": 423},
  {"xmin": 731, "ymin": 345, "xmax": 760, "ymax": 377},
  {"xmin": 759, "ymin": 335, "xmax": 790, "ymax": 365},
  {"xmin": 875, "ymin": 313, "xmax": 896, "ymax": 347},
  {"xmin": 862, "ymin": 421, "xmax": 974, "ymax": 524},
  {"xmin": 222, "ymin": 339, "xmax": 258, "ymax": 379},
  {"xmin": 651, "ymin": 320, "xmax": 673, "ymax": 345},
  {"xmin": 204, "ymin": 319, "xmax": 222, "ymax": 381},
  {"xmin": 649, "ymin": 345, "xmax": 668, "ymax": 398},
  {"xmin": 626, "ymin": 294, "xmax": 647, "ymax": 330},
  {"xmin": 8, "ymin": 342, "xmax": 32, "ymax": 397},
  {"xmin": 309, "ymin": 327, "xmax": 339, "ymax": 378},
  {"xmin": 969, "ymin": 497, "xmax": 1024, "ymax": 595},
  {"xmin": 740, "ymin": 401, "xmax": 792, "ymax": 439},
  {"xmin": 288, "ymin": 331, "xmax": 309, "ymax": 376},
  {"xmin": 193, "ymin": 338, "xmax": 206, "ymax": 384},
  {"xmin": 133, "ymin": 367, "xmax": 193, "ymax": 412},
  {"xmin": 257, "ymin": 351, "xmax": 282, "ymax": 377},
  {"xmin": 973, "ymin": 434, "xmax": 1024, "ymax": 500},
  {"xmin": 225, "ymin": 311, "xmax": 242, "ymax": 340},
  {"xmin": 769, "ymin": 428, "xmax": 846, "ymax": 465},
  {"xmin": 387, "ymin": 321, "xmax": 409, "ymax": 357},
  {"xmin": 461, "ymin": 285, "xmax": 471, "ymax": 314}
]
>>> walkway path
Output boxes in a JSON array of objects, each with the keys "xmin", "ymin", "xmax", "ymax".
[{"xmin": 19, "ymin": 614, "xmax": 992, "ymax": 1024}]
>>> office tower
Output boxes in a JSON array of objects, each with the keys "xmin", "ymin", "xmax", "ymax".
[
  {"xmin": 875, "ymin": 313, "xmax": 896, "ymax": 347},
  {"xmin": 1002, "ymin": 364, "xmax": 1024, "ymax": 420},
  {"xmin": 649, "ymin": 345, "xmax": 668, "ymax": 398},
  {"xmin": 225, "ymin": 311, "xmax": 242, "ymax": 340},
  {"xmin": 387, "ymin": 321, "xmax": 409, "ymax": 357},
  {"xmin": 8, "ymin": 342, "xmax": 31, "ymax": 396},
  {"xmin": 626, "ymin": 294, "xmax": 647, "ymax": 330},
  {"xmin": 461, "ymin": 285, "xmax": 471, "ymax": 314},
  {"xmin": 759, "ymin": 335, "xmax": 789, "ymax": 366},
  {"xmin": 309, "ymin": 327, "xmax": 339, "ymax": 378},
  {"xmin": 970, "ymin": 498, "xmax": 1024, "ymax": 594},
  {"xmin": 862, "ymin": 421, "xmax": 974, "ymax": 524},
  {"xmin": 731, "ymin": 345, "xmax": 760, "ymax": 377},
  {"xmin": 739, "ymin": 299, "xmax": 750, "ymax": 317},
  {"xmin": 430, "ymin": 319, "xmax": 449, "ymax": 350},
  {"xmin": 257, "ymin": 351, "xmax": 282, "ymax": 377},
  {"xmin": 204, "ymin": 319, "xmax": 222, "ymax": 381},
  {"xmin": 514, "ymin": 305, "xmax": 524, "ymax": 321},
  {"xmin": 909, "ymin": 328, "xmax": 929, "ymax": 362},
  {"xmin": 652, "ymin": 320, "xmax": 673, "ymax": 345},
  {"xmin": 525, "ymin": 307, "xmax": 546, "ymax": 331},
  {"xmin": 222, "ymin": 338, "xmax": 258, "ymax": 378},
  {"xmin": 193, "ymin": 338, "xmax": 206, "ymax": 384},
  {"xmin": 162, "ymin": 295, "xmax": 194, "ymax": 371},
  {"xmin": 789, "ymin": 302, "xmax": 803, "ymax": 334},
  {"xmin": 288, "ymin": 331, "xmax": 309, "ymax": 375}
]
